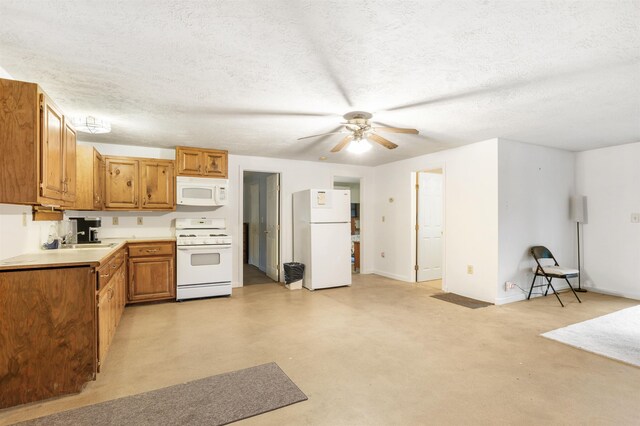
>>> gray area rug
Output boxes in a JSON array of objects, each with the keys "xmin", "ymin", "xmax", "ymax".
[
  {"xmin": 431, "ymin": 292, "xmax": 492, "ymax": 309},
  {"xmin": 20, "ymin": 362, "xmax": 307, "ymax": 425},
  {"xmin": 542, "ymin": 305, "xmax": 640, "ymax": 367}
]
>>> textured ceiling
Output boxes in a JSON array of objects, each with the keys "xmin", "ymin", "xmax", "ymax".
[{"xmin": 0, "ymin": 0, "xmax": 638, "ymax": 166}]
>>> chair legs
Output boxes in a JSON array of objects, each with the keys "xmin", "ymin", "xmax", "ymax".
[
  {"xmin": 527, "ymin": 274, "xmax": 567, "ymax": 307},
  {"xmin": 564, "ymin": 278, "xmax": 582, "ymax": 303}
]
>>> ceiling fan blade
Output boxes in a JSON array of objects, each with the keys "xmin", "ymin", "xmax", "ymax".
[
  {"xmin": 369, "ymin": 133, "xmax": 398, "ymax": 150},
  {"xmin": 373, "ymin": 127, "xmax": 419, "ymax": 134},
  {"xmin": 298, "ymin": 131, "xmax": 349, "ymax": 140},
  {"xmin": 331, "ymin": 135, "xmax": 353, "ymax": 152}
]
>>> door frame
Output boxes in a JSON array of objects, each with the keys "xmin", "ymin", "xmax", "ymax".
[
  {"xmin": 248, "ymin": 182, "xmax": 260, "ymax": 268},
  {"xmin": 331, "ymin": 175, "xmax": 366, "ymax": 274},
  {"xmin": 239, "ymin": 168, "xmax": 282, "ymax": 286},
  {"xmin": 413, "ymin": 165, "xmax": 447, "ymax": 290}
]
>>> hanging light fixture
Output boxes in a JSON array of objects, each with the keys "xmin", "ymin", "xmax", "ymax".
[
  {"xmin": 70, "ymin": 116, "xmax": 111, "ymax": 134},
  {"xmin": 347, "ymin": 135, "xmax": 372, "ymax": 154}
]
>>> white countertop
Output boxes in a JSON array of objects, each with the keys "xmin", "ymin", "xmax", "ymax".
[{"xmin": 0, "ymin": 237, "xmax": 175, "ymax": 271}]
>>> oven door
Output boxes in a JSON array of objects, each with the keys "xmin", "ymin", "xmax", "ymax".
[{"xmin": 177, "ymin": 245, "xmax": 232, "ymax": 285}]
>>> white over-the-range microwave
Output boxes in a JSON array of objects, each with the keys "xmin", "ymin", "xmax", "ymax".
[{"xmin": 176, "ymin": 176, "xmax": 229, "ymax": 206}]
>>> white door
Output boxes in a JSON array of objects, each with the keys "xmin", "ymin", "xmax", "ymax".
[
  {"xmin": 249, "ymin": 183, "xmax": 260, "ymax": 267},
  {"xmin": 417, "ymin": 172, "xmax": 443, "ymax": 282},
  {"xmin": 266, "ymin": 174, "xmax": 280, "ymax": 281}
]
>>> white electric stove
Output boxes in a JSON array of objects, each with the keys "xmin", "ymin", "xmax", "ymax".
[{"xmin": 175, "ymin": 218, "xmax": 232, "ymax": 300}]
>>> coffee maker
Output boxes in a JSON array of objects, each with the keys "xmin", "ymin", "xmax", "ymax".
[{"xmin": 69, "ymin": 217, "xmax": 101, "ymax": 244}]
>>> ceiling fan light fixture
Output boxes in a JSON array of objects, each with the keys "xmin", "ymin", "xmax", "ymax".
[
  {"xmin": 347, "ymin": 137, "xmax": 372, "ymax": 154},
  {"xmin": 70, "ymin": 115, "xmax": 111, "ymax": 134}
]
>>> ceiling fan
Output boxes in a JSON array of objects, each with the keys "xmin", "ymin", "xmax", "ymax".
[{"xmin": 297, "ymin": 111, "xmax": 419, "ymax": 154}]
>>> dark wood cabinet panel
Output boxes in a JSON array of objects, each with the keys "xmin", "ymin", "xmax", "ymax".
[{"xmin": 0, "ymin": 267, "xmax": 96, "ymax": 409}]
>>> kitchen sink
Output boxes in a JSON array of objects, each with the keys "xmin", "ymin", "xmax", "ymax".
[{"xmin": 60, "ymin": 243, "xmax": 117, "ymax": 250}]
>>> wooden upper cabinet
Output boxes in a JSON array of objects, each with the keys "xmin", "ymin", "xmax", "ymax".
[
  {"xmin": 62, "ymin": 122, "xmax": 77, "ymax": 203},
  {"xmin": 176, "ymin": 146, "xmax": 228, "ymax": 178},
  {"xmin": 204, "ymin": 151, "xmax": 227, "ymax": 177},
  {"xmin": 73, "ymin": 146, "xmax": 105, "ymax": 210},
  {"xmin": 105, "ymin": 157, "xmax": 139, "ymax": 209},
  {"xmin": 94, "ymin": 150, "xmax": 105, "ymax": 210},
  {"xmin": 176, "ymin": 147, "xmax": 203, "ymax": 175},
  {"xmin": 0, "ymin": 78, "xmax": 76, "ymax": 206},
  {"xmin": 140, "ymin": 160, "xmax": 174, "ymax": 209},
  {"xmin": 40, "ymin": 95, "xmax": 65, "ymax": 201}
]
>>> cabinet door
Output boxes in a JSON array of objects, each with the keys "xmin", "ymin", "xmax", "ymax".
[
  {"xmin": 203, "ymin": 151, "xmax": 227, "ymax": 178},
  {"xmin": 40, "ymin": 95, "xmax": 65, "ymax": 200},
  {"xmin": 176, "ymin": 147, "xmax": 203, "ymax": 176},
  {"xmin": 62, "ymin": 121, "xmax": 77, "ymax": 202},
  {"xmin": 105, "ymin": 158, "xmax": 139, "ymax": 209},
  {"xmin": 140, "ymin": 160, "xmax": 175, "ymax": 209},
  {"xmin": 93, "ymin": 150, "xmax": 105, "ymax": 210},
  {"xmin": 97, "ymin": 285, "xmax": 111, "ymax": 370},
  {"xmin": 128, "ymin": 256, "xmax": 175, "ymax": 303}
]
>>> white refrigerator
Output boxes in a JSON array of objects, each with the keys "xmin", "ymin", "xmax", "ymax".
[{"xmin": 293, "ymin": 189, "xmax": 352, "ymax": 290}]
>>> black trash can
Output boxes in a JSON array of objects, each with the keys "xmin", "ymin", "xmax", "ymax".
[{"xmin": 284, "ymin": 262, "xmax": 305, "ymax": 289}]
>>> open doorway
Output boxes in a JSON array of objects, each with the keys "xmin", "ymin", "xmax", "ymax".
[
  {"xmin": 416, "ymin": 169, "xmax": 444, "ymax": 290},
  {"xmin": 242, "ymin": 171, "xmax": 280, "ymax": 285},
  {"xmin": 333, "ymin": 177, "xmax": 361, "ymax": 274}
]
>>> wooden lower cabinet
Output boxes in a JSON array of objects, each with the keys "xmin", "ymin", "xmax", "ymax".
[
  {"xmin": 0, "ymin": 267, "xmax": 96, "ymax": 409},
  {"xmin": 128, "ymin": 256, "xmax": 175, "ymax": 303},
  {"xmin": 96, "ymin": 249, "xmax": 127, "ymax": 370}
]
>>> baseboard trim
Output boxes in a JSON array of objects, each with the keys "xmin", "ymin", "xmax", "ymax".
[
  {"xmin": 495, "ymin": 282, "xmax": 572, "ymax": 305},
  {"xmin": 370, "ymin": 270, "xmax": 412, "ymax": 282},
  {"xmin": 582, "ymin": 286, "xmax": 640, "ymax": 301}
]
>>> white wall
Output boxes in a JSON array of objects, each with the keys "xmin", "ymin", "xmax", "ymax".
[
  {"xmin": 576, "ymin": 141, "xmax": 640, "ymax": 300},
  {"xmin": 372, "ymin": 139, "xmax": 499, "ymax": 303},
  {"xmin": 68, "ymin": 142, "xmax": 375, "ymax": 288},
  {"xmin": 0, "ymin": 204, "xmax": 58, "ymax": 260},
  {"xmin": 497, "ymin": 139, "xmax": 577, "ymax": 304}
]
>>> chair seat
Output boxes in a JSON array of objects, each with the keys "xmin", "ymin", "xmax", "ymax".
[{"xmin": 533, "ymin": 265, "xmax": 579, "ymax": 276}]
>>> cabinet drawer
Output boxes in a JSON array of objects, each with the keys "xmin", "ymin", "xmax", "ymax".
[
  {"xmin": 111, "ymin": 249, "xmax": 125, "ymax": 270},
  {"xmin": 129, "ymin": 242, "xmax": 174, "ymax": 258},
  {"xmin": 97, "ymin": 258, "xmax": 114, "ymax": 290}
]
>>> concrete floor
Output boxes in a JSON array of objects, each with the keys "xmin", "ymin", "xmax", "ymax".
[{"xmin": 1, "ymin": 274, "xmax": 639, "ymax": 425}]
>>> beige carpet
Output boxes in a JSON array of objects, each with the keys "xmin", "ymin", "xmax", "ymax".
[{"xmin": 19, "ymin": 363, "xmax": 307, "ymax": 426}]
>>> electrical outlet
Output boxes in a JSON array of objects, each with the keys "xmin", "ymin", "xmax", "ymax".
[
  {"xmin": 137, "ymin": 217, "xmax": 144, "ymax": 225},
  {"xmin": 112, "ymin": 217, "xmax": 119, "ymax": 225},
  {"xmin": 467, "ymin": 265, "xmax": 474, "ymax": 275},
  {"xmin": 505, "ymin": 281, "xmax": 516, "ymax": 290},
  {"xmin": 631, "ymin": 213, "xmax": 640, "ymax": 223},
  {"xmin": 22, "ymin": 212, "xmax": 27, "ymax": 226},
  {"xmin": 381, "ymin": 252, "xmax": 385, "ymax": 258}
]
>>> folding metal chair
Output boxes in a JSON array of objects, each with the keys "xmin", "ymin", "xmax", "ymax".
[{"xmin": 528, "ymin": 246, "xmax": 582, "ymax": 307}]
